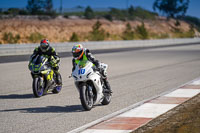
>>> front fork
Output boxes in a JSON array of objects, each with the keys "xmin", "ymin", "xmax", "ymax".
[
  {"xmin": 87, "ymin": 85, "xmax": 94, "ymax": 98},
  {"xmin": 31, "ymin": 73, "xmax": 45, "ymax": 87},
  {"xmin": 76, "ymin": 82, "xmax": 94, "ymax": 98}
]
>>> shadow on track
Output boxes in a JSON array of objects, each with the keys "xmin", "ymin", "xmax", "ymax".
[
  {"xmin": 0, "ymin": 94, "xmax": 34, "ymax": 99},
  {"xmin": 0, "ymin": 105, "xmax": 83, "ymax": 113},
  {"xmin": 0, "ymin": 92, "xmax": 64, "ymax": 99}
]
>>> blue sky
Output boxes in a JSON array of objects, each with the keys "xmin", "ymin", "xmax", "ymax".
[{"xmin": 0, "ymin": 0, "xmax": 200, "ymax": 18}]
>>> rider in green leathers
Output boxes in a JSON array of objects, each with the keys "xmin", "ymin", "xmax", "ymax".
[{"xmin": 30, "ymin": 39, "xmax": 62, "ymax": 85}]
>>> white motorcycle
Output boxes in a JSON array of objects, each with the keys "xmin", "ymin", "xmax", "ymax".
[{"xmin": 71, "ymin": 61, "xmax": 111, "ymax": 111}]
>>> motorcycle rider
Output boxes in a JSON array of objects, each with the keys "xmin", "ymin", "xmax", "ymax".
[
  {"xmin": 29, "ymin": 39, "xmax": 62, "ymax": 85},
  {"xmin": 71, "ymin": 44, "xmax": 112, "ymax": 94}
]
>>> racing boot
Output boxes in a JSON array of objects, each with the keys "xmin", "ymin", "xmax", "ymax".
[
  {"xmin": 103, "ymin": 78, "xmax": 112, "ymax": 94},
  {"xmin": 54, "ymin": 71, "xmax": 62, "ymax": 85}
]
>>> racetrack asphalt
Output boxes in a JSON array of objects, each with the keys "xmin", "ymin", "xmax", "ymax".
[{"xmin": 0, "ymin": 43, "xmax": 200, "ymax": 133}]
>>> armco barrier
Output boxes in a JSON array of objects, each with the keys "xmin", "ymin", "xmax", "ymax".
[{"xmin": 0, "ymin": 38, "xmax": 200, "ymax": 56}]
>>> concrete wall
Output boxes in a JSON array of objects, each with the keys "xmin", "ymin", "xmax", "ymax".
[{"xmin": 0, "ymin": 38, "xmax": 200, "ymax": 56}]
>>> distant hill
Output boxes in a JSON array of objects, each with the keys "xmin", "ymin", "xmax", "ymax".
[{"xmin": 0, "ymin": 7, "xmax": 199, "ymax": 44}]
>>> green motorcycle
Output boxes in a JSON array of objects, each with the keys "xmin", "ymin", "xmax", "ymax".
[{"xmin": 28, "ymin": 55, "xmax": 62, "ymax": 97}]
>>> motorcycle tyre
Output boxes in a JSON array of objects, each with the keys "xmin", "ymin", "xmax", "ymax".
[
  {"xmin": 102, "ymin": 92, "xmax": 111, "ymax": 105},
  {"xmin": 52, "ymin": 75, "xmax": 62, "ymax": 94},
  {"xmin": 80, "ymin": 85, "xmax": 93, "ymax": 111},
  {"xmin": 52, "ymin": 85, "xmax": 62, "ymax": 94},
  {"xmin": 32, "ymin": 77, "xmax": 44, "ymax": 98}
]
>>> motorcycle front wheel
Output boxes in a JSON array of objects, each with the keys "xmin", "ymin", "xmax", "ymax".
[
  {"xmin": 32, "ymin": 77, "xmax": 45, "ymax": 98},
  {"xmin": 80, "ymin": 85, "xmax": 93, "ymax": 111}
]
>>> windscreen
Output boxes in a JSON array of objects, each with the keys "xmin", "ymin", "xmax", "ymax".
[{"xmin": 34, "ymin": 55, "xmax": 44, "ymax": 65}]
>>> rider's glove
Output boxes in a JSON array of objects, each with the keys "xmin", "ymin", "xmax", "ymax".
[
  {"xmin": 50, "ymin": 60, "xmax": 56, "ymax": 65},
  {"xmin": 50, "ymin": 56, "xmax": 58, "ymax": 65},
  {"xmin": 96, "ymin": 62, "xmax": 101, "ymax": 70}
]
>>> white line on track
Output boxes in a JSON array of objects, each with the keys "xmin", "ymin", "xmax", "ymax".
[
  {"xmin": 118, "ymin": 103, "xmax": 178, "ymax": 118},
  {"xmin": 81, "ymin": 129, "xmax": 132, "ymax": 133},
  {"xmin": 164, "ymin": 89, "xmax": 200, "ymax": 98}
]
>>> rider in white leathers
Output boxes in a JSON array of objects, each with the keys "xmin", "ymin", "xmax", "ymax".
[{"xmin": 71, "ymin": 44, "xmax": 112, "ymax": 94}]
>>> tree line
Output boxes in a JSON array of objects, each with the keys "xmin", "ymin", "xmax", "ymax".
[
  {"xmin": 1, "ymin": 0, "xmax": 199, "ymax": 30},
  {"xmin": 0, "ymin": 0, "xmax": 56, "ymax": 16},
  {"xmin": 0, "ymin": 0, "xmax": 192, "ymax": 19}
]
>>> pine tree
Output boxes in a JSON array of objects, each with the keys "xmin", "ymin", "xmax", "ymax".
[
  {"xmin": 84, "ymin": 6, "xmax": 94, "ymax": 19},
  {"xmin": 26, "ymin": 0, "xmax": 44, "ymax": 15},
  {"xmin": 153, "ymin": 0, "xmax": 190, "ymax": 18},
  {"xmin": 45, "ymin": 0, "xmax": 53, "ymax": 13},
  {"xmin": 122, "ymin": 23, "xmax": 134, "ymax": 40},
  {"xmin": 69, "ymin": 32, "xmax": 79, "ymax": 42},
  {"xmin": 89, "ymin": 21, "xmax": 107, "ymax": 41},
  {"xmin": 135, "ymin": 22, "xmax": 149, "ymax": 39}
]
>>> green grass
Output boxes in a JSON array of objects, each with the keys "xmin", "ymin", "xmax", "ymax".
[
  {"xmin": 28, "ymin": 32, "xmax": 45, "ymax": 43},
  {"xmin": 2, "ymin": 32, "xmax": 20, "ymax": 44}
]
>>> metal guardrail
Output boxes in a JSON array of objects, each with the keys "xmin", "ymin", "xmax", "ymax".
[{"xmin": 0, "ymin": 38, "xmax": 200, "ymax": 56}]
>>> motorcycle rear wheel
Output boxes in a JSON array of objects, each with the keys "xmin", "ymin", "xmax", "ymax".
[
  {"xmin": 52, "ymin": 85, "xmax": 62, "ymax": 93},
  {"xmin": 52, "ymin": 74, "xmax": 62, "ymax": 94},
  {"xmin": 102, "ymin": 92, "xmax": 111, "ymax": 105},
  {"xmin": 80, "ymin": 85, "xmax": 93, "ymax": 111},
  {"xmin": 32, "ymin": 77, "xmax": 45, "ymax": 98}
]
